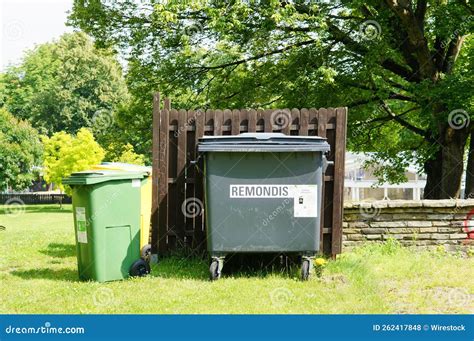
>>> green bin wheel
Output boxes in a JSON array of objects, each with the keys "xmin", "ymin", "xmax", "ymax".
[
  {"xmin": 209, "ymin": 260, "xmax": 220, "ymax": 281},
  {"xmin": 301, "ymin": 259, "xmax": 310, "ymax": 281},
  {"xmin": 129, "ymin": 259, "xmax": 151, "ymax": 277},
  {"xmin": 140, "ymin": 244, "xmax": 152, "ymax": 262}
]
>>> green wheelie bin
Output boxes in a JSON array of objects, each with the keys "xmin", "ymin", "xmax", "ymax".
[{"xmin": 63, "ymin": 170, "xmax": 151, "ymax": 282}]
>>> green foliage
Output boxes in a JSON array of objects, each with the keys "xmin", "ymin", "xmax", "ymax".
[
  {"xmin": 107, "ymin": 143, "xmax": 145, "ymax": 165},
  {"xmin": 42, "ymin": 128, "xmax": 104, "ymax": 193},
  {"xmin": 69, "ymin": 1, "xmax": 474, "ymax": 184},
  {"xmin": 1, "ymin": 32, "xmax": 129, "ymax": 136},
  {"xmin": 0, "ymin": 108, "xmax": 43, "ymax": 190}
]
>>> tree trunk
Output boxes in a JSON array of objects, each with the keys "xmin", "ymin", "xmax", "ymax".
[
  {"xmin": 423, "ymin": 149, "xmax": 442, "ymax": 199},
  {"xmin": 423, "ymin": 124, "xmax": 468, "ymax": 199},
  {"xmin": 464, "ymin": 131, "xmax": 474, "ymax": 199}
]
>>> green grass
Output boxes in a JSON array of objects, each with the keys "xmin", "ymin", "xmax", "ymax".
[{"xmin": 1, "ymin": 204, "xmax": 473, "ymax": 314}]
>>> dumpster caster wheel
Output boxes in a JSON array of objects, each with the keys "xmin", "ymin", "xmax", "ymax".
[
  {"xmin": 209, "ymin": 258, "xmax": 223, "ymax": 281},
  {"xmin": 301, "ymin": 259, "xmax": 311, "ymax": 281},
  {"xmin": 130, "ymin": 259, "xmax": 151, "ymax": 277},
  {"xmin": 141, "ymin": 244, "xmax": 152, "ymax": 262}
]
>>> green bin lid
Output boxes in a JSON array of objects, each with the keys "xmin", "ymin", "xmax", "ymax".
[
  {"xmin": 62, "ymin": 170, "xmax": 146, "ymax": 185},
  {"xmin": 198, "ymin": 133, "xmax": 330, "ymax": 152}
]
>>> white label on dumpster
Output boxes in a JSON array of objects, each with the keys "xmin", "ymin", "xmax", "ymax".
[
  {"xmin": 132, "ymin": 179, "xmax": 141, "ymax": 188},
  {"xmin": 293, "ymin": 185, "xmax": 318, "ymax": 217},
  {"xmin": 229, "ymin": 184, "xmax": 318, "ymax": 217},
  {"xmin": 75, "ymin": 207, "xmax": 88, "ymax": 243}
]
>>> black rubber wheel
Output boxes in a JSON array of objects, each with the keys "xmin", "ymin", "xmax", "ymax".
[
  {"xmin": 209, "ymin": 260, "xmax": 220, "ymax": 281},
  {"xmin": 129, "ymin": 259, "xmax": 151, "ymax": 277},
  {"xmin": 301, "ymin": 259, "xmax": 310, "ymax": 281},
  {"xmin": 140, "ymin": 244, "xmax": 152, "ymax": 261}
]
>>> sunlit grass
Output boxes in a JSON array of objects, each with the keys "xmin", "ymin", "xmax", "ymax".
[{"xmin": 0, "ymin": 205, "xmax": 473, "ymax": 314}]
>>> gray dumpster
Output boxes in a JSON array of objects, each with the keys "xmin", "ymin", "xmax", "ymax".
[{"xmin": 197, "ymin": 133, "xmax": 330, "ymax": 280}]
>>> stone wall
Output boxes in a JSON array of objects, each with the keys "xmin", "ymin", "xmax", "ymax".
[{"xmin": 343, "ymin": 200, "xmax": 474, "ymax": 251}]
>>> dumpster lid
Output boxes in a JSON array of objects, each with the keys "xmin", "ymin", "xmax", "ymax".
[
  {"xmin": 63, "ymin": 170, "xmax": 147, "ymax": 185},
  {"xmin": 198, "ymin": 133, "xmax": 330, "ymax": 152},
  {"xmin": 91, "ymin": 162, "xmax": 151, "ymax": 175}
]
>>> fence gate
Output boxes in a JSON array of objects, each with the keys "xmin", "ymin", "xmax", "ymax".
[{"xmin": 151, "ymin": 93, "xmax": 347, "ymax": 257}]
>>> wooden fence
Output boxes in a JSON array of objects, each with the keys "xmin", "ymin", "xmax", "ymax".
[
  {"xmin": 151, "ymin": 94, "xmax": 347, "ymax": 256},
  {"xmin": 0, "ymin": 193, "xmax": 71, "ymax": 205}
]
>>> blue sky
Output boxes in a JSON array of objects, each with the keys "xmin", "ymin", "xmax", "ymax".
[{"xmin": 1, "ymin": 0, "xmax": 73, "ymax": 71}]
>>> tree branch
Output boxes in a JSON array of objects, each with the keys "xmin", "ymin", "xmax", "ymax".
[
  {"xmin": 380, "ymin": 101, "xmax": 427, "ymax": 138},
  {"xmin": 193, "ymin": 39, "xmax": 316, "ymax": 70}
]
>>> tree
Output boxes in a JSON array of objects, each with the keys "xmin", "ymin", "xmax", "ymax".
[
  {"xmin": 42, "ymin": 128, "xmax": 105, "ymax": 193},
  {"xmin": 1, "ymin": 32, "xmax": 129, "ymax": 136},
  {"xmin": 0, "ymin": 108, "xmax": 43, "ymax": 191},
  {"xmin": 69, "ymin": 0, "xmax": 474, "ymax": 199},
  {"xmin": 106, "ymin": 142, "xmax": 146, "ymax": 165}
]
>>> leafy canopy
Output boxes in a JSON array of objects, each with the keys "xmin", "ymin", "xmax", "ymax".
[
  {"xmin": 69, "ymin": 0, "xmax": 474, "ymax": 183},
  {"xmin": 42, "ymin": 128, "xmax": 105, "ymax": 193},
  {"xmin": 0, "ymin": 108, "xmax": 43, "ymax": 190},
  {"xmin": 1, "ymin": 32, "xmax": 129, "ymax": 136}
]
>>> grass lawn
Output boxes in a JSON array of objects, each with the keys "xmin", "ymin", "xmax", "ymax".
[{"xmin": 0, "ymin": 204, "xmax": 473, "ymax": 314}]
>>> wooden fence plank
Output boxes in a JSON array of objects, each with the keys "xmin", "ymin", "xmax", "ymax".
[
  {"xmin": 289, "ymin": 108, "xmax": 300, "ymax": 135},
  {"xmin": 331, "ymin": 107, "xmax": 347, "ymax": 256},
  {"xmin": 264, "ymin": 109, "xmax": 273, "ymax": 132},
  {"xmin": 176, "ymin": 109, "xmax": 188, "ymax": 248},
  {"xmin": 167, "ymin": 109, "xmax": 179, "ymax": 250},
  {"xmin": 157, "ymin": 107, "xmax": 169, "ymax": 254},
  {"xmin": 300, "ymin": 108, "xmax": 309, "ymax": 136},
  {"xmin": 151, "ymin": 93, "xmax": 160, "ymax": 254},
  {"xmin": 213, "ymin": 110, "xmax": 222, "ymax": 135},
  {"xmin": 193, "ymin": 109, "xmax": 206, "ymax": 251},
  {"xmin": 248, "ymin": 109, "xmax": 257, "ymax": 133},
  {"xmin": 232, "ymin": 109, "xmax": 240, "ymax": 135},
  {"xmin": 316, "ymin": 108, "xmax": 328, "ymax": 254}
]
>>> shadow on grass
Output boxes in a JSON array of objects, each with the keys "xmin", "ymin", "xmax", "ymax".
[
  {"xmin": 11, "ymin": 268, "xmax": 77, "ymax": 281},
  {"xmin": 0, "ymin": 205, "xmax": 72, "ymax": 215},
  {"xmin": 152, "ymin": 254, "xmax": 301, "ymax": 280},
  {"xmin": 40, "ymin": 243, "xmax": 76, "ymax": 258}
]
